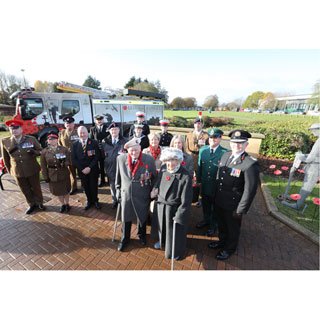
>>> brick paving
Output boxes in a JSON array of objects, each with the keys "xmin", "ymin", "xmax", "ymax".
[{"xmin": 0, "ymin": 173, "xmax": 319, "ymax": 270}]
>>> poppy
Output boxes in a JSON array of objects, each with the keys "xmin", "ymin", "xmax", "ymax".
[
  {"xmin": 273, "ymin": 170, "xmax": 282, "ymax": 175},
  {"xmin": 269, "ymin": 165, "xmax": 276, "ymax": 169},
  {"xmin": 140, "ymin": 162, "xmax": 144, "ymax": 166},
  {"xmin": 88, "ymin": 141, "xmax": 91, "ymax": 144},
  {"xmin": 181, "ymin": 161, "xmax": 185, "ymax": 165},
  {"xmin": 166, "ymin": 176, "xmax": 170, "ymax": 181},
  {"xmin": 290, "ymin": 194, "xmax": 301, "ymax": 200},
  {"xmin": 298, "ymin": 169, "xmax": 305, "ymax": 173},
  {"xmin": 281, "ymin": 166, "xmax": 289, "ymax": 170},
  {"xmin": 145, "ymin": 165, "xmax": 148, "ymax": 169},
  {"xmin": 313, "ymin": 198, "xmax": 320, "ymax": 205}
]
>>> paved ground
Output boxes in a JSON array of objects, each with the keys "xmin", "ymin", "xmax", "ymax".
[{"xmin": 0, "ymin": 173, "xmax": 319, "ymax": 270}]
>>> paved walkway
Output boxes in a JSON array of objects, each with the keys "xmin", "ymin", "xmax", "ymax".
[{"xmin": 0, "ymin": 173, "xmax": 318, "ymax": 270}]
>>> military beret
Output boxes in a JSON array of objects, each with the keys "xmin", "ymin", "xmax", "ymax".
[
  {"xmin": 47, "ymin": 133, "xmax": 58, "ymax": 140},
  {"xmin": 208, "ymin": 128, "xmax": 224, "ymax": 138},
  {"xmin": 160, "ymin": 119, "xmax": 169, "ymax": 126},
  {"xmin": 229, "ymin": 129, "xmax": 251, "ymax": 142},
  {"xmin": 194, "ymin": 117, "xmax": 203, "ymax": 124},
  {"xmin": 108, "ymin": 122, "xmax": 120, "ymax": 129},
  {"xmin": 63, "ymin": 116, "xmax": 75, "ymax": 123},
  {"xmin": 136, "ymin": 111, "xmax": 145, "ymax": 117},
  {"xmin": 160, "ymin": 147, "xmax": 184, "ymax": 163},
  {"xmin": 5, "ymin": 119, "xmax": 23, "ymax": 128},
  {"xmin": 124, "ymin": 138, "xmax": 141, "ymax": 150},
  {"xmin": 94, "ymin": 114, "xmax": 104, "ymax": 120}
]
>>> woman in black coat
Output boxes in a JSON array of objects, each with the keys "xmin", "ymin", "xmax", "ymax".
[{"xmin": 151, "ymin": 148, "xmax": 193, "ymax": 260}]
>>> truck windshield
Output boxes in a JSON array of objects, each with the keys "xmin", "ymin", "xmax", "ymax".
[{"xmin": 20, "ymin": 98, "xmax": 44, "ymax": 120}]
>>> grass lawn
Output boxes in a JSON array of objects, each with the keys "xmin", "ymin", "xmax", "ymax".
[
  {"xmin": 262, "ymin": 175, "xmax": 319, "ymax": 235},
  {"xmin": 0, "ymin": 131, "xmax": 10, "ymax": 139},
  {"xmin": 164, "ymin": 110, "xmax": 320, "ymax": 126}
]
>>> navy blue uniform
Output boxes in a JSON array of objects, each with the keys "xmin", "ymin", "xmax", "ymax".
[{"xmin": 71, "ymin": 138, "xmax": 100, "ymax": 204}]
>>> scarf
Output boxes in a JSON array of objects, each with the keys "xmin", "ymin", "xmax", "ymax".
[
  {"xmin": 149, "ymin": 144, "xmax": 161, "ymax": 160},
  {"xmin": 128, "ymin": 151, "xmax": 142, "ymax": 178}
]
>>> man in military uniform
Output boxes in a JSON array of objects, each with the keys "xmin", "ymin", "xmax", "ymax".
[
  {"xmin": 1, "ymin": 119, "xmax": 45, "ymax": 214},
  {"xmin": 159, "ymin": 119, "xmax": 173, "ymax": 147},
  {"xmin": 208, "ymin": 130, "xmax": 260, "ymax": 260},
  {"xmin": 128, "ymin": 111, "xmax": 150, "ymax": 139},
  {"xmin": 71, "ymin": 126, "xmax": 101, "ymax": 210},
  {"xmin": 185, "ymin": 118, "xmax": 209, "ymax": 172},
  {"xmin": 115, "ymin": 138, "xmax": 156, "ymax": 251},
  {"xmin": 89, "ymin": 114, "xmax": 110, "ymax": 187},
  {"xmin": 196, "ymin": 128, "xmax": 227, "ymax": 237},
  {"xmin": 58, "ymin": 116, "xmax": 78, "ymax": 194}
]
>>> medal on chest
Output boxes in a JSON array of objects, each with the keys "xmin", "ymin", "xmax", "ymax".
[
  {"xmin": 87, "ymin": 149, "xmax": 95, "ymax": 156},
  {"xmin": 230, "ymin": 168, "xmax": 241, "ymax": 177},
  {"xmin": 21, "ymin": 142, "xmax": 34, "ymax": 148}
]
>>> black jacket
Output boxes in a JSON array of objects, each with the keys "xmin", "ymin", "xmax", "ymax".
[
  {"xmin": 71, "ymin": 138, "xmax": 100, "ymax": 172},
  {"xmin": 89, "ymin": 124, "xmax": 110, "ymax": 149},
  {"xmin": 213, "ymin": 151, "xmax": 260, "ymax": 214}
]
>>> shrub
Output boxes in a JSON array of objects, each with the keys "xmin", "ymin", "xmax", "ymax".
[{"xmin": 167, "ymin": 116, "xmax": 190, "ymax": 128}]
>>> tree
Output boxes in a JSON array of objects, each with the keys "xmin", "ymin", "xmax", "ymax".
[
  {"xmin": 170, "ymin": 97, "xmax": 184, "ymax": 109},
  {"xmin": 259, "ymin": 92, "xmax": 276, "ymax": 110},
  {"xmin": 124, "ymin": 76, "xmax": 136, "ymax": 88},
  {"xmin": 307, "ymin": 80, "xmax": 320, "ymax": 108},
  {"xmin": 243, "ymin": 91, "xmax": 265, "ymax": 109},
  {"xmin": 203, "ymin": 94, "xmax": 219, "ymax": 110},
  {"xmin": 183, "ymin": 97, "xmax": 197, "ymax": 109},
  {"xmin": 0, "ymin": 70, "xmax": 27, "ymax": 105},
  {"xmin": 83, "ymin": 75, "xmax": 101, "ymax": 90}
]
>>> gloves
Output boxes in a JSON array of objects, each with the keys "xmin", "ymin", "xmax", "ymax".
[{"xmin": 232, "ymin": 211, "xmax": 242, "ymax": 219}]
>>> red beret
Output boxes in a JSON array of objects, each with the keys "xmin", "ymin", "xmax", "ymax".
[
  {"xmin": 47, "ymin": 133, "xmax": 58, "ymax": 139},
  {"xmin": 5, "ymin": 119, "xmax": 23, "ymax": 127}
]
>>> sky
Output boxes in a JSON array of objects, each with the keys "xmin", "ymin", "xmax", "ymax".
[{"xmin": 2, "ymin": 49, "xmax": 319, "ymax": 104}]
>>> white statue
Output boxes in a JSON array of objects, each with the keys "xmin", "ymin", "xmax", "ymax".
[{"xmin": 282, "ymin": 123, "xmax": 320, "ymax": 210}]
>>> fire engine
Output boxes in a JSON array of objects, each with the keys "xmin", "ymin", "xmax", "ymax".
[{"xmin": 10, "ymin": 82, "xmax": 164, "ymax": 146}]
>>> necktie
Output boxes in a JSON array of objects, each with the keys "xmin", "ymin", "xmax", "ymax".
[
  {"xmin": 133, "ymin": 160, "xmax": 136, "ymax": 166},
  {"xmin": 82, "ymin": 141, "xmax": 86, "ymax": 153},
  {"xmin": 210, "ymin": 149, "xmax": 214, "ymax": 155}
]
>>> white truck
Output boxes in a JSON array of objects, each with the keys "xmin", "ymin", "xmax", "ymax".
[{"xmin": 10, "ymin": 82, "xmax": 164, "ymax": 146}]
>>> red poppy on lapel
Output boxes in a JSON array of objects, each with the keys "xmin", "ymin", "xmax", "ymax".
[
  {"xmin": 166, "ymin": 176, "xmax": 170, "ymax": 181},
  {"xmin": 145, "ymin": 165, "xmax": 149, "ymax": 169},
  {"xmin": 181, "ymin": 161, "xmax": 185, "ymax": 165},
  {"xmin": 88, "ymin": 141, "xmax": 91, "ymax": 145},
  {"xmin": 140, "ymin": 162, "xmax": 144, "ymax": 166}
]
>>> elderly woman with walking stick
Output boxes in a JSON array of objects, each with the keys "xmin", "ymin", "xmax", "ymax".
[{"xmin": 151, "ymin": 148, "xmax": 193, "ymax": 260}]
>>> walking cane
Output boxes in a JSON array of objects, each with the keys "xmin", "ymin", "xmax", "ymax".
[
  {"xmin": 112, "ymin": 201, "xmax": 121, "ymax": 242},
  {"xmin": 171, "ymin": 220, "xmax": 177, "ymax": 271}
]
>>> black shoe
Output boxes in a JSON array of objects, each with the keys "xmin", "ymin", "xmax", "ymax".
[
  {"xmin": 174, "ymin": 256, "xmax": 181, "ymax": 261},
  {"xmin": 111, "ymin": 202, "xmax": 117, "ymax": 209},
  {"xmin": 139, "ymin": 236, "xmax": 146, "ymax": 246},
  {"xmin": 196, "ymin": 221, "xmax": 209, "ymax": 229},
  {"xmin": 84, "ymin": 202, "xmax": 92, "ymax": 210},
  {"xmin": 25, "ymin": 205, "xmax": 36, "ymax": 215},
  {"xmin": 38, "ymin": 204, "xmax": 46, "ymax": 210},
  {"xmin": 205, "ymin": 229, "xmax": 215, "ymax": 237},
  {"xmin": 117, "ymin": 241, "xmax": 128, "ymax": 251},
  {"xmin": 70, "ymin": 189, "xmax": 78, "ymax": 195},
  {"xmin": 98, "ymin": 181, "xmax": 106, "ymax": 187},
  {"xmin": 208, "ymin": 241, "xmax": 224, "ymax": 249},
  {"xmin": 95, "ymin": 202, "xmax": 102, "ymax": 209},
  {"xmin": 216, "ymin": 250, "xmax": 231, "ymax": 260},
  {"xmin": 65, "ymin": 204, "xmax": 71, "ymax": 212},
  {"xmin": 59, "ymin": 204, "xmax": 66, "ymax": 213}
]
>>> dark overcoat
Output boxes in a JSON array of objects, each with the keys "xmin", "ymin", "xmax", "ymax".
[
  {"xmin": 102, "ymin": 135, "xmax": 128, "ymax": 181},
  {"xmin": 89, "ymin": 124, "xmax": 110, "ymax": 150},
  {"xmin": 115, "ymin": 153, "xmax": 156, "ymax": 224},
  {"xmin": 154, "ymin": 165, "xmax": 193, "ymax": 258}
]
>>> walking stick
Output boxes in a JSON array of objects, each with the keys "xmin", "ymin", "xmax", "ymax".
[
  {"xmin": 171, "ymin": 220, "xmax": 177, "ymax": 271},
  {"xmin": 112, "ymin": 201, "xmax": 121, "ymax": 242}
]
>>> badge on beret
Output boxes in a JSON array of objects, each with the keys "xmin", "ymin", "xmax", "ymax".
[{"xmin": 235, "ymin": 131, "xmax": 241, "ymax": 137}]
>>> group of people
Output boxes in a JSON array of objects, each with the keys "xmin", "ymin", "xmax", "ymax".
[{"xmin": 1, "ymin": 112, "xmax": 260, "ymax": 261}]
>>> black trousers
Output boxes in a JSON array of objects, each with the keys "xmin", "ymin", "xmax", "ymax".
[
  {"xmin": 120, "ymin": 221, "xmax": 146, "ymax": 243},
  {"xmin": 78, "ymin": 170, "xmax": 99, "ymax": 204},
  {"xmin": 215, "ymin": 204, "xmax": 242, "ymax": 254},
  {"xmin": 98, "ymin": 156, "xmax": 105, "ymax": 183}
]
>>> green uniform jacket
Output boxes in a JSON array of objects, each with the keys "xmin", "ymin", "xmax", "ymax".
[{"xmin": 197, "ymin": 144, "xmax": 228, "ymax": 196}]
